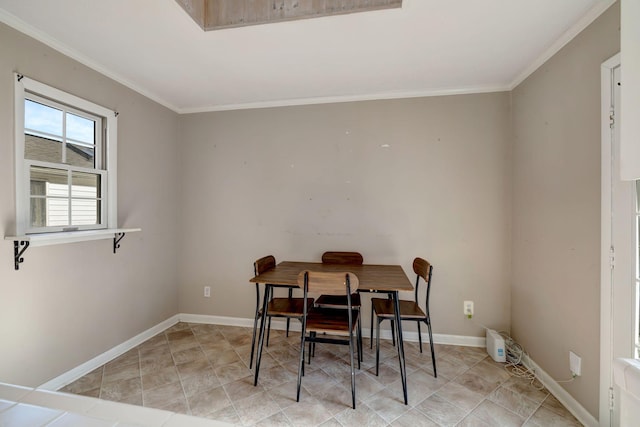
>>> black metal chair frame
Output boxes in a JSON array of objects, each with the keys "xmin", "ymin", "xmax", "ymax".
[
  {"xmin": 249, "ymin": 256, "xmax": 298, "ymax": 370},
  {"xmin": 371, "ymin": 258, "xmax": 436, "ymax": 377},
  {"xmin": 296, "ymin": 271, "xmax": 360, "ymax": 409}
]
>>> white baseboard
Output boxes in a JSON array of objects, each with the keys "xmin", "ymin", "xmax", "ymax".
[
  {"xmin": 38, "ymin": 313, "xmax": 483, "ymax": 392},
  {"xmin": 40, "ymin": 312, "xmax": 597, "ymax": 426},
  {"xmin": 39, "ymin": 314, "xmax": 180, "ymax": 391},
  {"xmin": 521, "ymin": 353, "xmax": 598, "ymax": 427},
  {"xmin": 178, "ymin": 313, "xmax": 486, "ymax": 348}
]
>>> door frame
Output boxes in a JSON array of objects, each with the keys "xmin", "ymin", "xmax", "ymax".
[{"xmin": 600, "ymin": 52, "xmax": 637, "ymax": 427}]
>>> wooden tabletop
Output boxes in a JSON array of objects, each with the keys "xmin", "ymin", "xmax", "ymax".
[{"xmin": 250, "ymin": 261, "xmax": 414, "ymax": 292}]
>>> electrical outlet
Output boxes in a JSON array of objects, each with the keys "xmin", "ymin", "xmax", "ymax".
[
  {"xmin": 570, "ymin": 351, "xmax": 581, "ymax": 376},
  {"xmin": 464, "ymin": 300, "xmax": 474, "ymax": 318},
  {"xmin": 204, "ymin": 286, "xmax": 211, "ymax": 298}
]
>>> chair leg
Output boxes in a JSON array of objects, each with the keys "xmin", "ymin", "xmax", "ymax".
[
  {"xmin": 249, "ymin": 311, "xmax": 259, "ymax": 369},
  {"xmin": 370, "ymin": 304, "xmax": 374, "ymax": 349},
  {"xmin": 266, "ymin": 317, "xmax": 272, "ymax": 346},
  {"xmin": 390, "ymin": 319, "xmax": 396, "ymax": 347},
  {"xmin": 297, "ymin": 330, "xmax": 306, "ymax": 402},
  {"xmin": 286, "ymin": 288, "xmax": 293, "ymax": 337},
  {"xmin": 426, "ymin": 319, "xmax": 437, "ymax": 377},
  {"xmin": 349, "ymin": 330, "xmax": 356, "ymax": 409},
  {"xmin": 417, "ymin": 321, "xmax": 423, "ymax": 353},
  {"xmin": 375, "ymin": 318, "xmax": 381, "ymax": 376},
  {"xmin": 357, "ymin": 310, "xmax": 363, "ymax": 363}
]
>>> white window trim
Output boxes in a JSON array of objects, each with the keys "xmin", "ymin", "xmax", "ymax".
[{"xmin": 13, "ymin": 74, "xmax": 118, "ymax": 237}]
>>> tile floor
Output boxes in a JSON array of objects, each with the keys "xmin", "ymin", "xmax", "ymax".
[{"xmin": 61, "ymin": 322, "xmax": 583, "ymax": 426}]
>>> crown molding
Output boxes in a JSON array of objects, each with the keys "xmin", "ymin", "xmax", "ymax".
[
  {"xmin": 0, "ymin": 8, "xmax": 180, "ymax": 113},
  {"xmin": 509, "ymin": 0, "xmax": 617, "ymax": 90}
]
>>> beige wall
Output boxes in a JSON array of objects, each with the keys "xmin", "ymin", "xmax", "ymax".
[
  {"xmin": 511, "ymin": 2, "xmax": 620, "ymax": 418},
  {"xmin": 0, "ymin": 23, "xmax": 182, "ymax": 386},
  {"xmin": 0, "ymin": 2, "xmax": 622, "ymax": 421},
  {"xmin": 178, "ymin": 94, "xmax": 513, "ymax": 337}
]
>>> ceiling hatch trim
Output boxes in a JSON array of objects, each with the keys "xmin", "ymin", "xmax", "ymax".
[{"xmin": 175, "ymin": 0, "xmax": 403, "ymax": 31}]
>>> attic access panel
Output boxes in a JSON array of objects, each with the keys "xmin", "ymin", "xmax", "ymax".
[{"xmin": 176, "ymin": 0, "xmax": 402, "ymax": 31}]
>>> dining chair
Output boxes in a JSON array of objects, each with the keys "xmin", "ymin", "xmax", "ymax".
[
  {"xmin": 249, "ymin": 255, "xmax": 313, "ymax": 369},
  {"xmin": 296, "ymin": 270, "xmax": 360, "ymax": 409},
  {"xmin": 370, "ymin": 257, "xmax": 436, "ymax": 377},
  {"xmin": 314, "ymin": 251, "xmax": 363, "ymax": 360}
]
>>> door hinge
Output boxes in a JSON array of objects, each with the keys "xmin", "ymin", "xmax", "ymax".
[
  {"xmin": 609, "ymin": 247, "xmax": 615, "ymax": 269},
  {"xmin": 609, "ymin": 387, "xmax": 615, "ymax": 410},
  {"xmin": 609, "ymin": 109, "xmax": 615, "ymax": 129}
]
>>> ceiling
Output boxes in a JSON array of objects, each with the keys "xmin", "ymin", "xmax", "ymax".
[{"xmin": 0, "ymin": 0, "xmax": 614, "ymax": 113}]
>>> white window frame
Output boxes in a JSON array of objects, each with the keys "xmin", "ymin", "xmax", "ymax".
[{"xmin": 14, "ymin": 74, "xmax": 118, "ymax": 236}]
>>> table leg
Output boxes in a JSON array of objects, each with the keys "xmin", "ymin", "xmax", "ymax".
[
  {"xmin": 393, "ymin": 290, "xmax": 408, "ymax": 404},
  {"xmin": 253, "ymin": 284, "xmax": 271, "ymax": 386}
]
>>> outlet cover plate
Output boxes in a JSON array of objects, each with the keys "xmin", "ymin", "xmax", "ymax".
[{"xmin": 569, "ymin": 351, "xmax": 581, "ymax": 376}]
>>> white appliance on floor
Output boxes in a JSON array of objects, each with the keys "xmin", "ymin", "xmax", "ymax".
[{"xmin": 486, "ymin": 329, "xmax": 506, "ymax": 363}]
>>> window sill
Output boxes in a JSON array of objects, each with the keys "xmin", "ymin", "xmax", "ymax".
[
  {"xmin": 5, "ymin": 228, "xmax": 140, "ymax": 270},
  {"xmin": 5, "ymin": 228, "xmax": 141, "ymax": 247}
]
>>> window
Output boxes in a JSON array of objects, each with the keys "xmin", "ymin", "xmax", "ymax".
[{"xmin": 14, "ymin": 75, "xmax": 118, "ymax": 235}]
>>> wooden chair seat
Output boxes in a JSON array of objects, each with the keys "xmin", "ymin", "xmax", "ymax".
[
  {"xmin": 305, "ymin": 307, "xmax": 359, "ymax": 336},
  {"xmin": 315, "ymin": 293, "xmax": 361, "ymax": 309},
  {"xmin": 267, "ymin": 297, "xmax": 314, "ymax": 317},
  {"xmin": 371, "ymin": 298, "xmax": 425, "ymax": 320}
]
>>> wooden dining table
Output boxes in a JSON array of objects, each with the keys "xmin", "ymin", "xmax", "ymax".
[{"xmin": 250, "ymin": 261, "xmax": 414, "ymax": 405}]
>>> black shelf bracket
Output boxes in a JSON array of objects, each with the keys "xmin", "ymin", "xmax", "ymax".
[
  {"xmin": 14, "ymin": 240, "xmax": 30, "ymax": 270},
  {"xmin": 113, "ymin": 232, "xmax": 126, "ymax": 254}
]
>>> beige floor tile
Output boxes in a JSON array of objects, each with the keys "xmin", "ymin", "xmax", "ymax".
[
  {"xmin": 103, "ymin": 362, "xmax": 140, "ymax": 385},
  {"xmin": 527, "ymin": 405, "xmax": 582, "ymax": 427},
  {"xmin": 416, "ymin": 393, "xmax": 469, "ymax": 426},
  {"xmin": 435, "ymin": 381, "xmax": 485, "ymax": 411},
  {"xmin": 176, "ymin": 358, "xmax": 213, "ymax": 380},
  {"xmin": 221, "ymin": 375, "xmax": 264, "ymax": 403},
  {"xmin": 173, "ymin": 346, "xmax": 207, "ymax": 364},
  {"xmin": 186, "ymin": 386, "xmax": 232, "ymax": 418},
  {"xmin": 59, "ymin": 323, "xmax": 582, "ymax": 427},
  {"xmin": 181, "ymin": 368, "xmax": 221, "ymax": 398},
  {"xmin": 201, "ymin": 404, "xmax": 240, "ymax": 425},
  {"xmin": 234, "ymin": 391, "xmax": 281, "ymax": 425},
  {"xmin": 334, "ymin": 401, "xmax": 388, "ymax": 427},
  {"xmin": 142, "ymin": 381, "xmax": 184, "ymax": 409},
  {"xmin": 214, "ymin": 360, "xmax": 251, "ymax": 385},
  {"xmin": 501, "ymin": 376, "xmax": 548, "ymax": 405},
  {"xmin": 488, "ymin": 386, "xmax": 540, "ymax": 419},
  {"xmin": 141, "ymin": 365, "xmax": 179, "ymax": 391},
  {"xmin": 282, "ymin": 396, "xmax": 333, "ymax": 427},
  {"xmin": 470, "ymin": 400, "xmax": 525, "ymax": 427},
  {"xmin": 389, "ymin": 407, "xmax": 440, "ymax": 426},
  {"xmin": 60, "ymin": 367, "xmax": 103, "ymax": 395},
  {"xmin": 365, "ymin": 387, "xmax": 412, "ymax": 423},
  {"xmin": 99, "ymin": 377, "xmax": 142, "ymax": 402},
  {"xmin": 254, "ymin": 410, "xmax": 294, "ymax": 426}
]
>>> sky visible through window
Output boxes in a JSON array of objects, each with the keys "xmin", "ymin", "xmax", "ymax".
[{"xmin": 25, "ymin": 99, "xmax": 95, "ymax": 146}]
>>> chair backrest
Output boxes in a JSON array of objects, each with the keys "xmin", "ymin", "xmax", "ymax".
[
  {"xmin": 254, "ymin": 255, "xmax": 276, "ymax": 276},
  {"xmin": 321, "ymin": 251, "xmax": 363, "ymax": 265},
  {"xmin": 297, "ymin": 271, "xmax": 359, "ymax": 296},
  {"xmin": 412, "ymin": 257, "xmax": 433, "ymax": 307}
]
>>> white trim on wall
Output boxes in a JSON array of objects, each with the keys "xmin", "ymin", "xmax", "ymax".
[
  {"xmin": 520, "ymin": 353, "xmax": 599, "ymax": 427},
  {"xmin": 42, "ymin": 313, "xmax": 484, "ymax": 392},
  {"xmin": 509, "ymin": 0, "xmax": 617, "ymax": 90},
  {"xmin": 38, "ymin": 315, "xmax": 180, "ymax": 391},
  {"xmin": 40, "ymin": 313, "xmax": 597, "ymax": 426}
]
